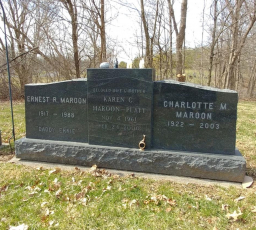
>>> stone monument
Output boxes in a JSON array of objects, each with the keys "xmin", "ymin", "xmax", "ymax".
[
  {"xmin": 15, "ymin": 70, "xmax": 246, "ymax": 182},
  {"xmin": 25, "ymin": 79, "xmax": 88, "ymax": 143},
  {"xmin": 87, "ymin": 69, "xmax": 153, "ymax": 148},
  {"xmin": 153, "ymin": 80, "xmax": 237, "ymax": 154}
]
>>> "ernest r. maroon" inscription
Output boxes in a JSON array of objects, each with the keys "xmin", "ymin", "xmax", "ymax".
[{"xmin": 25, "ymin": 79, "xmax": 88, "ymax": 143}]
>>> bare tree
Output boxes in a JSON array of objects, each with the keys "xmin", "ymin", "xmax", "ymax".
[
  {"xmin": 85, "ymin": 0, "xmax": 107, "ymax": 63},
  {"xmin": 59, "ymin": 0, "xmax": 80, "ymax": 78},
  {"xmin": 207, "ymin": 0, "xmax": 218, "ymax": 86},
  {"xmin": 167, "ymin": 0, "xmax": 173, "ymax": 78},
  {"xmin": 168, "ymin": 0, "xmax": 188, "ymax": 76},
  {"xmin": 205, "ymin": 0, "xmax": 256, "ymax": 96},
  {"xmin": 224, "ymin": 0, "xmax": 256, "ymax": 90},
  {"xmin": 1, "ymin": 0, "xmax": 37, "ymax": 95},
  {"xmin": 140, "ymin": 0, "xmax": 159, "ymax": 68},
  {"xmin": 247, "ymin": 57, "xmax": 256, "ymax": 97}
]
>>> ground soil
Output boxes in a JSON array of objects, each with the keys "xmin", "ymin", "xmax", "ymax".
[
  {"xmin": 0, "ymin": 154, "xmax": 14, "ymax": 162},
  {"xmin": 0, "ymin": 146, "xmax": 14, "ymax": 162}
]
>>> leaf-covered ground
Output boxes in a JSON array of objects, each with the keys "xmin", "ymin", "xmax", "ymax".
[{"xmin": 0, "ymin": 163, "xmax": 256, "ymax": 229}]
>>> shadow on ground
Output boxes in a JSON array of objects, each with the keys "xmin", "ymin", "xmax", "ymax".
[{"xmin": 0, "ymin": 144, "xmax": 14, "ymax": 162}]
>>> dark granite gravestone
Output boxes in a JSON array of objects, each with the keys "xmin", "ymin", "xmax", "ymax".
[
  {"xmin": 25, "ymin": 79, "xmax": 88, "ymax": 142},
  {"xmin": 15, "ymin": 73, "xmax": 247, "ymax": 183},
  {"xmin": 153, "ymin": 80, "xmax": 237, "ymax": 154},
  {"xmin": 87, "ymin": 69, "xmax": 154, "ymax": 148}
]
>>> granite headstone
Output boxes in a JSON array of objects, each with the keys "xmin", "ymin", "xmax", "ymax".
[
  {"xmin": 153, "ymin": 80, "xmax": 238, "ymax": 154},
  {"xmin": 25, "ymin": 79, "xmax": 88, "ymax": 142},
  {"xmin": 16, "ymin": 72, "xmax": 246, "ymax": 182},
  {"xmin": 87, "ymin": 69, "xmax": 154, "ymax": 148}
]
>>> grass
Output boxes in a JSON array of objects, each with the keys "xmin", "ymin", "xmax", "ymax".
[
  {"xmin": 0, "ymin": 100, "xmax": 25, "ymax": 156},
  {"xmin": 0, "ymin": 100, "xmax": 25, "ymax": 142},
  {"xmin": 0, "ymin": 100, "xmax": 256, "ymax": 229},
  {"xmin": 0, "ymin": 163, "xmax": 256, "ymax": 229},
  {"xmin": 237, "ymin": 101, "xmax": 256, "ymax": 177}
]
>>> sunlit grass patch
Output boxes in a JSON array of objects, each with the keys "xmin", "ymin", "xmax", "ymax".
[
  {"xmin": 237, "ymin": 101, "xmax": 256, "ymax": 177},
  {"xmin": 1, "ymin": 163, "xmax": 256, "ymax": 229},
  {"xmin": 0, "ymin": 100, "xmax": 25, "ymax": 144}
]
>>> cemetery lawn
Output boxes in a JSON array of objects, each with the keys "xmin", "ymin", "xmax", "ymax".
[{"xmin": 0, "ymin": 100, "xmax": 256, "ymax": 229}]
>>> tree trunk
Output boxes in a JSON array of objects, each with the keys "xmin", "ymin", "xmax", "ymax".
[
  {"xmin": 62, "ymin": 0, "xmax": 80, "ymax": 78},
  {"xmin": 168, "ymin": 0, "xmax": 188, "ymax": 76},
  {"xmin": 140, "ymin": 0, "xmax": 151, "ymax": 68},
  {"xmin": 207, "ymin": 0, "xmax": 217, "ymax": 86},
  {"xmin": 100, "ymin": 0, "xmax": 106, "ymax": 62},
  {"xmin": 167, "ymin": 0, "xmax": 173, "ymax": 78},
  {"xmin": 88, "ymin": 0, "xmax": 106, "ymax": 64},
  {"xmin": 225, "ymin": 0, "xmax": 256, "ymax": 89},
  {"xmin": 140, "ymin": 0, "xmax": 159, "ymax": 68},
  {"xmin": 247, "ymin": 58, "xmax": 256, "ymax": 97}
]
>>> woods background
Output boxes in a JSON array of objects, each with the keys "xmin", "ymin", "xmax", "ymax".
[{"xmin": 1, "ymin": 0, "xmax": 256, "ymax": 99}]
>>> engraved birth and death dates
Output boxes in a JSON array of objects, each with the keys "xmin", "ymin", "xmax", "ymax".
[
  {"xmin": 37, "ymin": 110, "xmax": 76, "ymax": 134},
  {"xmin": 39, "ymin": 110, "xmax": 75, "ymax": 118},
  {"xmin": 167, "ymin": 120, "xmax": 220, "ymax": 130},
  {"xmin": 98, "ymin": 124, "xmax": 146, "ymax": 131},
  {"xmin": 91, "ymin": 90, "xmax": 149, "ymax": 133},
  {"xmin": 162, "ymin": 100, "xmax": 227, "ymax": 131}
]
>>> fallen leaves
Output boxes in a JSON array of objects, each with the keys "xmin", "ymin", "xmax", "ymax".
[
  {"xmin": 165, "ymin": 207, "xmax": 172, "ymax": 213},
  {"xmin": 45, "ymin": 208, "xmax": 54, "ymax": 216},
  {"xmin": 143, "ymin": 194, "xmax": 176, "ymax": 207},
  {"xmin": 36, "ymin": 166, "xmax": 44, "ymax": 171},
  {"xmin": 205, "ymin": 195, "xmax": 212, "ymax": 201},
  {"xmin": 3, "ymin": 161, "xmax": 256, "ymax": 229},
  {"xmin": 225, "ymin": 208, "xmax": 243, "ymax": 222},
  {"xmin": 222, "ymin": 204, "xmax": 229, "ymax": 211},
  {"xmin": 234, "ymin": 196, "xmax": 245, "ymax": 202},
  {"xmin": 79, "ymin": 197, "xmax": 89, "ymax": 206},
  {"xmin": 0, "ymin": 184, "xmax": 9, "ymax": 192},
  {"xmin": 129, "ymin": 199, "xmax": 138, "ymax": 208},
  {"xmin": 242, "ymin": 176, "xmax": 254, "ymax": 189},
  {"xmin": 55, "ymin": 188, "xmax": 62, "ymax": 197},
  {"xmin": 49, "ymin": 178, "xmax": 61, "ymax": 191},
  {"xmin": 41, "ymin": 202, "xmax": 48, "ymax": 208},
  {"xmin": 166, "ymin": 198, "xmax": 176, "ymax": 206},
  {"xmin": 25, "ymin": 186, "xmax": 41, "ymax": 196},
  {"xmin": 122, "ymin": 198, "xmax": 138, "ymax": 209},
  {"xmin": 222, "ymin": 199, "xmax": 245, "ymax": 222},
  {"xmin": 9, "ymin": 224, "xmax": 29, "ymax": 230},
  {"xmin": 104, "ymin": 185, "xmax": 112, "ymax": 192},
  {"xmin": 89, "ymin": 164, "xmax": 97, "ymax": 173},
  {"xmin": 88, "ymin": 164, "xmax": 111, "ymax": 178},
  {"xmin": 75, "ymin": 190, "xmax": 86, "ymax": 200},
  {"xmin": 49, "ymin": 220, "xmax": 59, "ymax": 227},
  {"xmin": 251, "ymin": 206, "xmax": 256, "ymax": 213},
  {"xmin": 136, "ymin": 194, "xmax": 177, "ymax": 213},
  {"xmin": 40, "ymin": 203, "xmax": 56, "ymax": 225},
  {"xmin": 49, "ymin": 168, "xmax": 61, "ymax": 175}
]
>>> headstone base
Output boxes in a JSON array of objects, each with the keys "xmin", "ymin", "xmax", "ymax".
[{"xmin": 15, "ymin": 138, "xmax": 246, "ymax": 182}]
